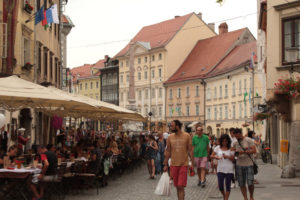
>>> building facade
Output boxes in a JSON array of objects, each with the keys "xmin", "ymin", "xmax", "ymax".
[
  {"xmin": 165, "ymin": 24, "xmax": 256, "ymax": 133},
  {"xmin": 264, "ymin": 0, "xmax": 300, "ymax": 176},
  {"xmin": 116, "ymin": 12, "xmax": 216, "ymax": 131}
]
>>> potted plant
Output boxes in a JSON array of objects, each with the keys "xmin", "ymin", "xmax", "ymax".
[
  {"xmin": 24, "ymin": 1, "xmax": 33, "ymax": 14},
  {"xmin": 253, "ymin": 113, "xmax": 268, "ymax": 121},
  {"xmin": 242, "ymin": 122, "xmax": 250, "ymax": 127}
]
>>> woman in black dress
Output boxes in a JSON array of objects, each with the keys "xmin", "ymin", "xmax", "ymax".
[{"xmin": 145, "ymin": 134, "xmax": 158, "ymax": 179}]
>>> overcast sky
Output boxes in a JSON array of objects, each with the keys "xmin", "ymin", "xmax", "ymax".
[{"xmin": 65, "ymin": 0, "xmax": 258, "ymax": 69}]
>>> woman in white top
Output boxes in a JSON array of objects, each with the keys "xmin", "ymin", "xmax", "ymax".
[{"xmin": 211, "ymin": 134, "xmax": 235, "ymax": 200}]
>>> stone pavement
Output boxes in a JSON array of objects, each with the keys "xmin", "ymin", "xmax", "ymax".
[{"xmin": 65, "ymin": 161, "xmax": 300, "ymax": 200}]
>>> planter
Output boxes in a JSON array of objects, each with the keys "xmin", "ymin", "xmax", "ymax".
[
  {"xmin": 24, "ymin": 4, "xmax": 33, "ymax": 14},
  {"xmin": 22, "ymin": 63, "xmax": 33, "ymax": 71},
  {"xmin": 274, "ymin": 93, "xmax": 290, "ymax": 114}
]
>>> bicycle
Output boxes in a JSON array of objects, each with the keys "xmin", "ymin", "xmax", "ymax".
[{"xmin": 261, "ymin": 142, "xmax": 272, "ymax": 164}]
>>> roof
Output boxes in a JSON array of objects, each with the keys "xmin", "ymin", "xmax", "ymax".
[
  {"xmin": 165, "ymin": 28, "xmax": 246, "ymax": 84},
  {"xmin": 70, "ymin": 64, "xmax": 93, "ymax": 82},
  {"xmin": 115, "ymin": 13, "xmax": 193, "ymax": 57},
  {"xmin": 93, "ymin": 59, "xmax": 105, "ymax": 69},
  {"xmin": 206, "ymin": 41, "xmax": 257, "ymax": 78}
]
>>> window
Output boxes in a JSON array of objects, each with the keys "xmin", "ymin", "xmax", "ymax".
[
  {"xmin": 49, "ymin": 53, "xmax": 53, "ymax": 79},
  {"xmin": 152, "ymin": 88, "xmax": 155, "ymax": 98},
  {"xmin": 232, "ymin": 104, "xmax": 236, "ymax": 119},
  {"xmin": 144, "ymin": 57, "xmax": 148, "ymax": 63},
  {"xmin": 196, "ymin": 85, "xmax": 200, "ymax": 97},
  {"xmin": 158, "ymin": 68, "xmax": 162, "ymax": 78},
  {"xmin": 138, "ymin": 58, "xmax": 141, "ymax": 64},
  {"xmin": 127, "ymin": 92, "xmax": 129, "ymax": 100},
  {"xmin": 126, "ymin": 60, "xmax": 129, "ymax": 66},
  {"xmin": 159, "ymin": 106, "xmax": 162, "ymax": 116},
  {"xmin": 207, "ymin": 108, "xmax": 211, "ymax": 120},
  {"xmin": 239, "ymin": 102, "xmax": 242, "ymax": 118},
  {"xmin": 207, "ymin": 88, "xmax": 211, "ymax": 100},
  {"xmin": 219, "ymin": 86, "xmax": 223, "ymax": 98},
  {"xmin": 214, "ymin": 87, "xmax": 217, "ymax": 99},
  {"xmin": 244, "ymin": 79, "xmax": 247, "ymax": 93},
  {"xmin": 145, "ymin": 89, "xmax": 148, "ymax": 99},
  {"xmin": 85, "ymin": 83, "xmax": 88, "ymax": 90},
  {"xmin": 96, "ymin": 81, "xmax": 99, "ymax": 88},
  {"xmin": 44, "ymin": 47, "xmax": 48, "ymax": 76},
  {"xmin": 138, "ymin": 72, "xmax": 141, "ymax": 80},
  {"xmin": 145, "ymin": 107, "xmax": 148, "ymax": 116},
  {"xmin": 219, "ymin": 106, "xmax": 223, "ymax": 120},
  {"xmin": 152, "ymin": 108, "xmax": 156, "ymax": 117},
  {"xmin": 196, "ymin": 104, "xmax": 199, "ymax": 115},
  {"xmin": 126, "ymin": 74, "xmax": 129, "ymax": 82},
  {"xmin": 169, "ymin": 89, "xmax": 173, "ymax": 99},
  {"xmin": 214, "ymin": 106, "xmax": 217, "ymax": 120},
  {"xmin": 152, "ymin": 55, "xmax": 155, "ymax": 61},
  {"xmin": 90, "ymin": 82, "xmax": 93, "ymax": 89},
  {"xmin": 23, "ymin": 37, "xmax": 30, "ymax": 65},
  {"xmin": 225, "ymin": 84, "xmax": 228, "ymax": 97},
  {"xmin": 225, "ymin": 105, "xmax": 228, "ymax": 119},
  {"xmin": 244, "ymin": 103, "xmax": 247, "ymax": 118},
  {"xmin": 138, "ymin": 90, "xmax": 142, "ymax": 100},
  {"xmin": 159, "ymin": 88, "xmax": 162, "ymax": 98},
  {"xmin": 186, "ymin": 86, "xmax": 190, "ymax": 97},
  {"xmin": 177, "ymin": 106, "xmax": 182, "ymax": 116},
  {"xmin": 120, "ymin": 75, "xmax": 123, "ymax": 83},
  {"xmin": 151, "ymin": 69, "xmax": 155, "ymax": 79},
  {"xmin": 96, "ymin": 95, "xmax": 99, "ymax": 100},
  {"xmin": 159, "ymin": 53, "xmax": 162, "ymax": 60},
  {"xmin": 80, "ymin": 83, "xmax": 82, "ymax": 90},
  {"xmin": 186, "ymin": 105, "xmax": 190, "ymax": 116},
  {"xmin": 120, "ymin": 61, "xmax": 123, "ymax": 67},
  {"xmin": 239, "ymin": 80, "xmax": 242, "ymax": 95},
  {"xmin": 282, "ymin": 17, "xmax": 300, "ymax": 63},
  {"xmin": 169, "ymin": 106, "xmax": 173, "ymax": 116},
  {"xmin": 232, "ymin": 82, "xmax": 236, "ymax": 96},
  {"xmin": 144, "ymin": 71, "xmax": 148, "ymax": 80},
  {"xmin": 177, "ymin": 88, "xmax": 181, "ymax": 98}
]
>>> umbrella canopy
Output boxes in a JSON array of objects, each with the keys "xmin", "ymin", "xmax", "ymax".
[{"xmin": 0, "ymin": 76, "xmax": 91, "ymax": 111}]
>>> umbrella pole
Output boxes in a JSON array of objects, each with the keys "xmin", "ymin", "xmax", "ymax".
[{"xmin": 8, "ymin": 110, "xmax": 13, "ymax": 149}]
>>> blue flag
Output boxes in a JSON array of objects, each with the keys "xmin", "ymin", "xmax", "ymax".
[
  {"xmin": 35, "ymin": 6, "xmax": 44, "ymax": 25},
  {"xmin": 46, "ymin": 8, "xmax": 53, "ymax": 24}
]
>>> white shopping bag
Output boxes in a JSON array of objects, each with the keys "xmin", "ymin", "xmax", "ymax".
[{"xmin": 154, "ymin": 172, "xmax": 171, "ymax": 196}]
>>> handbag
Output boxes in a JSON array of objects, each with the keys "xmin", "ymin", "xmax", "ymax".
[
  {"xmin": 154, "ymin": 172, "xmax": 171, "ymax": 196},
  {"xmin": 237, "ymin": 140, "xmax": 258, "ymax": 175}
]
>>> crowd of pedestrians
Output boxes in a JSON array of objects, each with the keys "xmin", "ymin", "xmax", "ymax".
[{"xmin": 156, "ymin": 119, "xmax": 262, "ymax": 200}]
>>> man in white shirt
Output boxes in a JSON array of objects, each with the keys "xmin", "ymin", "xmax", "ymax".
[{"xmin": 229, "ymin": 127, "xmax": 237, "ymax": 188}]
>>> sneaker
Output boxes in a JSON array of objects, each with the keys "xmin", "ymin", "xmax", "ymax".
[
  {"xmin": 197, "ymin": 180, "xmax": 202, "ymax": 186},
  {"xmin": 231, "ymin": 183, "xmax": 236, "ymax": 188},
  {"xmin": 201, "ymin": 181, "xmax": 206, "ymax": 188}
]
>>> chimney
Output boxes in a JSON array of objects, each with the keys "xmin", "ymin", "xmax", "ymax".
[
  {"xmin": 104, "ymin": 55, "xmax": 109, "ymax": 60},
  {"xmin": 208, "ymin": 23, "xmax": 215, "ymax": 32},
  {"xmin": 219, "ymin": 22, "xmax": 228, "ymax": 35},
  {"xmin": 197, "ymin": 12, "xmax": 202, "ymax": 19},
  {"xmin": 174, "ymin": 15, "xmax": 180, "ymax": 19}
]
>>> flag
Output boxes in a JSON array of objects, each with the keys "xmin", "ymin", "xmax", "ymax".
[
  {"xmin": 244, "ymin": 91, "xmax": 248, "ymax": 104},
  {"xmin": 35, "ymin": 6, "xmax": 44, "ymax": 25},
  {"xmin": 46, "ymin": 8, "xmax": 53, "ymax": 24},
  {"xmin": 50, "ymin": 4, "xmax": 59, "ymax": 24},
  {"xmin": 249, "ymin": 87, "xmax": 252, "ymax": 104},
  {"xmin": 42, "ymin": 10, "xmax": 48, "ymax": 26},
  {"xmin": 249, "ymin": 52, "xmax": 257, "ymax": 69}
]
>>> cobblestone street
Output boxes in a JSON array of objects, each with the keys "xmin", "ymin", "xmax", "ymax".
[{"xmin": 65, "ymin": 161, "xmax": 300, "ymax": 200}]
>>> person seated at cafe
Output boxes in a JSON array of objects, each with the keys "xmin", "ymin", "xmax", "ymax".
[
  {"xmin": 87, "ymin": 142, "xmax": 102, "ymax": 174},
  {"xmin": 109, "ymin": 136, "xmax": 119, "ymax": 155},
  {"xmin": 0, "ymin": 145, "xmax": 17, "ymax": 168}
]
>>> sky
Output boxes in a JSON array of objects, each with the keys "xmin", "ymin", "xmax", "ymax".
[{"xmin": 64, "ymin": 0, "xmax": 258, "ymax": 69}]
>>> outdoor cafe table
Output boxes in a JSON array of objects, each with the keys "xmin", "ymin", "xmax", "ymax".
[{"xmin": 0, "ymin": 168, "xmax": 41, "ymax": 200}]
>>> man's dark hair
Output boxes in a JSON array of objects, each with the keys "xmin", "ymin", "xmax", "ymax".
[
  {"xmin": 233, "ymin": 128, "xmax": 242, "ymax": 135},
  {"xmin": 46, "ymin": 144, "xmax": 53, "ymax": 151},
  {"xmin": 220, "ymin": 134, "xmax": 231, "ymax": 149},
  {"xmin": 247, "ymin": 130, "xmax": 255, "ymax": 138},
  {"xmin": 173, "ymin": 120, "xmax": 182, "ymax": 129},
  {"xmin": 8, "ymin": 145, "xmax": 17, "ymax": 152},
  {"xmin": 229, "ymin": 127, "xmax": 235, "ymax": 133}
]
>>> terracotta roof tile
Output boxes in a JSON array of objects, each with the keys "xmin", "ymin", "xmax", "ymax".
[
  {"xmin": 70, "ymin": 64, "xmax": 93, "ymax": 82},
  {"xmin": 115, "ymin": 13, "xmax": 193, "ymax": 57},
  {"xmin": 93, "ymin": 59, "xmax": 105, "ymax": 69},
  {"xmin": 206, "ymin": 41, "xmax": 257, "ymax": 77},
  {"xmin": 165, "ymin": 28, "xmax": 246, "ymax": 84}
]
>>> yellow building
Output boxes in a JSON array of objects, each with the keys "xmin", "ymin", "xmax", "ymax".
[
  {"xmin": 262, "ymin": 0, "xmax": 300, "ymax": 176},
  {"xmin": 0, "ymin": 0, "xmax": 73, "ymax": 146},
  {"xmin": 165, "ymin": 24, "xmax": 256, "ymax": 133},
  {"xmin": 115, "ymin": 12, "xmax": 216, "ymax": 131}
]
